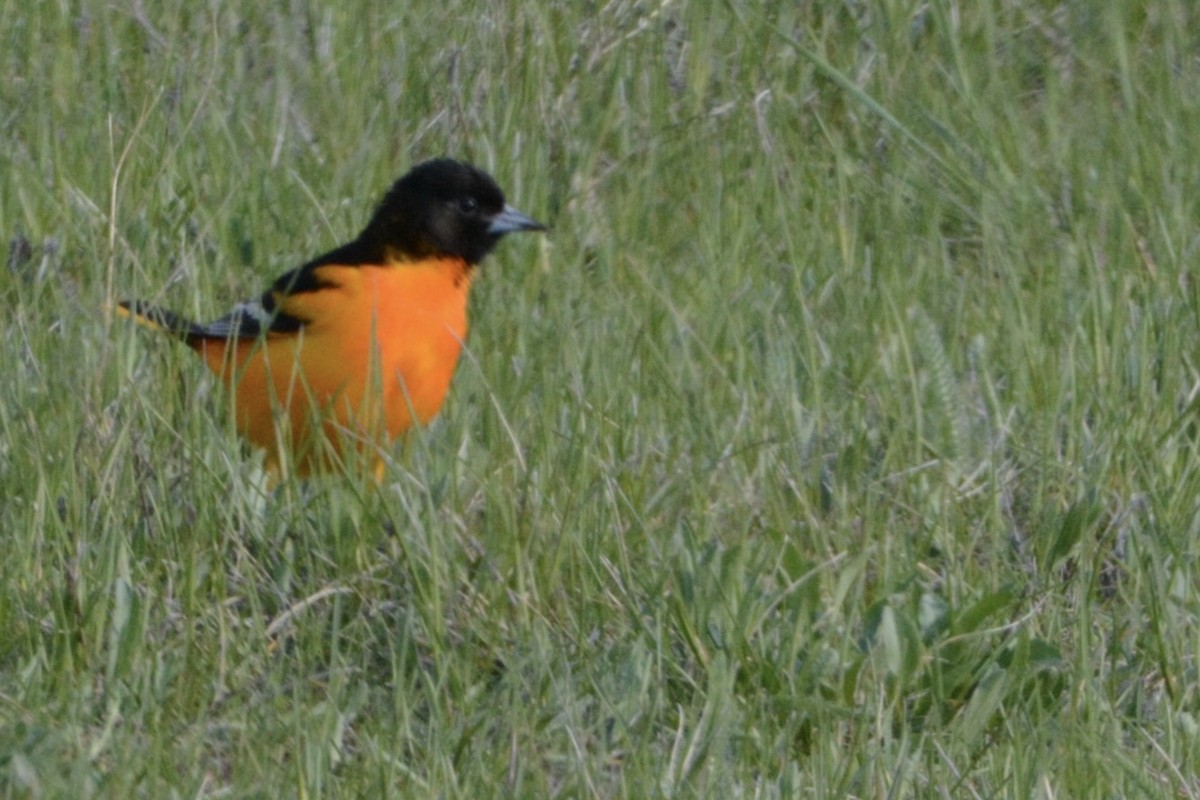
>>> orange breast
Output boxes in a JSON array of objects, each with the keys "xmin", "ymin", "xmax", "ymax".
[{"xmin": 193, "ymin": 258, "xmax": 472, "ymax": 476}]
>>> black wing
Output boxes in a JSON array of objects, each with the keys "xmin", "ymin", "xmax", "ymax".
[{"xmin": 194, "ymin": 238, "xmax": 387, "ymax": 339}]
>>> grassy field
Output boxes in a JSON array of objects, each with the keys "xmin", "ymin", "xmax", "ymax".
[{"xmin": 4, "ymin": 0, "xmax": 1200, "ymax": 796}]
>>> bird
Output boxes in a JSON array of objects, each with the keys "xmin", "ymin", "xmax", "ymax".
[{"xmin": 118, "ymin": 158, "xmax": 546, "ymax": 479}]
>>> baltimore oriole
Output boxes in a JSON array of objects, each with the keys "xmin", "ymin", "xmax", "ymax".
[{"xmin": 118, "ymin": 158, "xmax": 545, "ymax": 478}]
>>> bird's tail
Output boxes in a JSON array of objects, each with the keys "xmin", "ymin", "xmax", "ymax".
[{"xmin": 116, "ymin": 300, "xmax": 206, "ymax": 340}]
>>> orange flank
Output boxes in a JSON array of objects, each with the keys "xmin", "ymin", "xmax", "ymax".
[
  {"xmin": 118, "ymin": 159, "xmax": 544, "ymax": 478},
  {"xmin": 192, "ymin": 259, "xmax": 472, "ymax": 474}
]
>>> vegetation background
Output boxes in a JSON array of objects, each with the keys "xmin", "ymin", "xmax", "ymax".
[{"xmin": 3, "ymin": 0, "xmax": 1200, "ymax": 796}]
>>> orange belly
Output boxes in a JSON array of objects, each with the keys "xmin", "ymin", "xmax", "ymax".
[{"xmin": 193, "ymin": 259, "xmax": 472, "ymax": 476}]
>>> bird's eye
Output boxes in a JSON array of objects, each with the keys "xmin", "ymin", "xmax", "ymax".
[{"xmin": 458, "ymin": 197, "xmax": 479, "ymax": 214}]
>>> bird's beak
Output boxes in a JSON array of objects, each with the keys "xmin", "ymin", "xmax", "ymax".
[{"xmin": 489, "ymin": 205, "xmax": 546, "ymax": 235}]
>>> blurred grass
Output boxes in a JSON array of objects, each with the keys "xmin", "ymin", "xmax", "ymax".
[{"xmin": 5, "ymin": 0, "xmax": 1200, "ymax": 796}]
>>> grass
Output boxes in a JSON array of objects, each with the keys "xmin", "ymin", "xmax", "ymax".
[{"xmin": 4, "ymin": 0, "xmax": 1200, "ymax": 796}]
